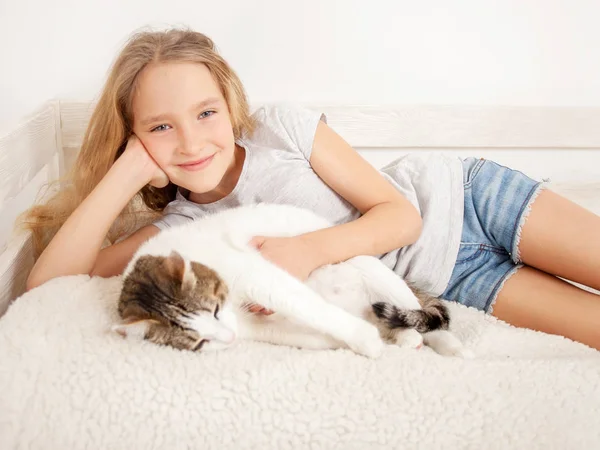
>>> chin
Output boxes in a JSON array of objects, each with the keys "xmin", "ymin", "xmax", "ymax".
[{"xmin": 174, "ymin": 172, "xmax": 226, "ymax": 195}]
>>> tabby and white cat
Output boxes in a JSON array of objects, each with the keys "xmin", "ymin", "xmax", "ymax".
[{"xmin": 113, "ymin": 203, "xmax": 472, "ymax": 358}]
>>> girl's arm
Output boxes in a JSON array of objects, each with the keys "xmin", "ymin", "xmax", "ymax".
[
  {"xmin": 88, "ymin": 225, "xmax": 160, "ymax": 278},
  {"xmin": 303, "ymin": 121, "xmax": 423, "ymax": 267},
  {"xmin": 26, "ymin": 137, "xmax": 166, "ymax": 291},
  {"xmin": 252, "ymin": 121, "xmax": 423, "ymax": 281}
]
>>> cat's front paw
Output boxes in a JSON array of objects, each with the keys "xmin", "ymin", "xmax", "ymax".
[{"xmin": 346, "ymin": 323, "xmax": 384, "ymax": 359}]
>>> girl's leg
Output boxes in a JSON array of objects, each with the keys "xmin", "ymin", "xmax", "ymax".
[
  {"xmin": 493, "ymin": 188, "xmax": 600, "ymax": 350},
  {"xmin": 492, "ymin": 266, "xmax": 600, "ymax": 351},
  {"xmin": 517, "ymin": 189, "xmax": 600, "ymax": 291}
]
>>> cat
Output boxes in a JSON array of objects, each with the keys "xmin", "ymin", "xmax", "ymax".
[{"xmin": 113, "ymin": 203, "xmax": 473, "ymax": 359}]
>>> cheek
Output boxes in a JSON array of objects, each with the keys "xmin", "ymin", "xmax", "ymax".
[
  {"xmin": 142, "ymin": 136, "xmax": 177, "ymax": 166},
  {"xmin": 187, "ymin": 312, "xmax": 237, "ymax": 344},
  {"xmin": 219, "ymin": 305, "xmax": 238, "ymax": 335},
  {"xmin": 212, "ymin": 116, "xmax": 236, "ymax": 147}
]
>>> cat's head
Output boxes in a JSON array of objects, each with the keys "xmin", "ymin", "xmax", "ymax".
[{"xmin": 113, "ymin": 250, "xmax": 238, "ymax": 352}]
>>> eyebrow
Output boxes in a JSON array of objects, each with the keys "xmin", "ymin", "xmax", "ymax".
[{"xmin": 139, "ymin": 97, "xmax": 222, "ymax": 126}]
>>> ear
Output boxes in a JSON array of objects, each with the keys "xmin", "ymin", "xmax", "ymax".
[
  {"xmin": 164, "ymin": 251, "xmax": 197, "ymax": 291},
  {"xmin": 112, "ymin": 319, "xmax": 157, "ymax": 340},
  {"xmin": 214, "ymin": 279, "xmax": 228, "ymax": 299},
  {"xmin": 164, "ymin": 250, "xmax": 185, "ymax": 281}
]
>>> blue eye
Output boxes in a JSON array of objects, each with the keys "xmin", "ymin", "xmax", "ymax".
[
  {"xmin": 199, "ymin": 110, "xmax": 215, "ymax": 119},
  {"xmin": 150, "ymin": 124, "xmax": 170, "ymax": 132},
  {"xmin": 150, "ymin": 111, "xmax": 213, "ymax": 132}
]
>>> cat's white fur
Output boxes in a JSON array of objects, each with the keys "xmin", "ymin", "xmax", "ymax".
[{"xmin": 118, "ymin": 203, "xmax": 472, "ymax": 358}]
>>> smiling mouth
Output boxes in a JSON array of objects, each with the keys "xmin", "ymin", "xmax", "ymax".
[{"xmin": 178, "ymin": 154, "xmax": 215, "ymax": 171}]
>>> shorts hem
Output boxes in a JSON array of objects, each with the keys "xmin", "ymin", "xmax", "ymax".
[
  {"xmin": 511, "ymin": 181, "xmax": 548, "ymax": 264},
  {"xmin": 486, "ymin": 263, "xmax": 523, "ymax": 314}
]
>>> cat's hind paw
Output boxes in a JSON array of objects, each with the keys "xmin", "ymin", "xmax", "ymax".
[
  {"xmin": 422, "ymin": 330, "xmax": 475, "ymax": 358},
  {"xmin": 393, "ymin": 328, "xmax": 424, "ymax": 349}
]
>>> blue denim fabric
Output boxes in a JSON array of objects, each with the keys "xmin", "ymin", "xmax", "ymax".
[{"xmin": 440, "ymin": 157, "xmax": 544, "ymax": 313}]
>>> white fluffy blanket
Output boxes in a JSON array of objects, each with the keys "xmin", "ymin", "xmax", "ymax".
[{"xmin": 1, "ymin": 274, "xmax": 599, "ymax": 449}]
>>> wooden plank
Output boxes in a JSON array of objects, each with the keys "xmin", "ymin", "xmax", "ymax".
[
  {"xmin": 0, "ymin": 102, "xmax": 59, "ymax": 205},
  {"xmin": 59, "ymin": 101, "xmax": 600, "ymax": 149},
  {"xmin": 0, "ymin": 102, "xmax": 61, "ymax": 314},
  {"xmin": 0, "ymin": 233, "xmax": 33, "ymax": 316}
]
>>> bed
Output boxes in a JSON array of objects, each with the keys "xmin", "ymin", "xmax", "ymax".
[{"xmin": 1, "ymin": 101, "xmax": 599, "ymax": 449}]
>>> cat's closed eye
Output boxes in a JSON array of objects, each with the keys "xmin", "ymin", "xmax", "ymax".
[
  {"xmin": 214, "ymin": 305, "xmax": 220, "ymax": 319},
  {"xmin": 192, "ymin": 339, "xmax": 208, "ymax": 351}
]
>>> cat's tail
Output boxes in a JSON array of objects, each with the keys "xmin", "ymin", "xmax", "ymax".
[{"xmin": 372, "ymin": 291, "xmax": 450, "ymax": 333}]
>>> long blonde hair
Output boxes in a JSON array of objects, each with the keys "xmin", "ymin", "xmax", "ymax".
[{"xmin": 20, "ymin": 28, "xmax": 255, "ymax": 258}]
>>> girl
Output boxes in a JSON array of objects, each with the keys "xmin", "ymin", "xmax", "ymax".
[{"xmin": 23, "ymin": 28, "xmax": 600, "ymax": 351}]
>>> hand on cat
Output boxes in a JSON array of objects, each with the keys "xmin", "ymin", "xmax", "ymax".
[
  {"xmin": 247, "ymin": 235, "xmax": 323, "ymax": 316},
  {"xmin": 249, "ymin": 235, "xmax": 322, "ymax": 281}
]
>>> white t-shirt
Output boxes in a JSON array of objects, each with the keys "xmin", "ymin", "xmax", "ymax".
[{"xmin": 153, "ymin": 103, "xmax": 464, "ymax": 296}]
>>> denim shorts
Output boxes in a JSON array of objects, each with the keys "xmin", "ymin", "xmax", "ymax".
[{"xmin": 440, "ymin": 157, "xmax": 545, "ymax": 313}]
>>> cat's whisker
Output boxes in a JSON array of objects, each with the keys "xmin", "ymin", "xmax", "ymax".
[{"xmin": 239, "ymin": 303, "xmax": 254, "ymax": 313}]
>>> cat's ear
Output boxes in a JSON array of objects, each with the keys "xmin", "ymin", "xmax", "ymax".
[
  {"xmin": 112, "ymin": 319, "xmax": 158, "ymax": 340},
  {"xmin": 164, "ymin": 251, "xmax": 196, "ymax": 291},
  {"xmin": 164, "ymin": 250, "xmax": 186, "ymax": 280},
  {"xmin": 214, "ymin": 279, "xmax": 228, "ymax": 300}
]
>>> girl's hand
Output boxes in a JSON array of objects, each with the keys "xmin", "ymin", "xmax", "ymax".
[
  {"xmin": 120, "ymin": 135, "xmax": 169, "ymax": 188},
  {"xmin": 248, "ymin": 235, "xmax": 323, "ymax": 281},
  {"xmin": 245, "ymin": 235, "xmax": 324, "ymax": 316}
]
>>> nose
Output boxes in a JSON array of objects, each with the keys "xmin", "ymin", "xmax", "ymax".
[{"xmin": 178, "ymin": 123, "xmax": 202, "ymax": 156}]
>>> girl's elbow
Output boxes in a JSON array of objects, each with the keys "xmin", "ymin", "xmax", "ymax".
[
  {"xmin": 407, "ymin": 212, "xmax": 423, "ymax": 244},
  {"xmin": 397, "ymin": 203, "xmax": 422, "ymax": 245},
  {"xmin": 25, "ymin": 272, "xmax": 43, "ymax": 292},
  {"xmin": 389, "ymin": 197, "xmax": 422, "ymax": 245},
  {"xmin": 25, "ymin": 267, "xmax": 57, "ymax": 292}
]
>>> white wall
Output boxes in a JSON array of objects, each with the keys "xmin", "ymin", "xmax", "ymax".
[{"xmin": 2, "ymin": 0, "xmax": 600, "ymax": 131}]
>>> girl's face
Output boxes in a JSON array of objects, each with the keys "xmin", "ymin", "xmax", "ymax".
[{"xmin": 132, "ymin": 62, "xmax": 238, "ymax": 197}]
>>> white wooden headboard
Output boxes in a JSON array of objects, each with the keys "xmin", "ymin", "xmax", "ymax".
[
  {"xmin": 0, "ymin": 102, "xmax": 62, "ymax": 316},
  {"xmin": 1, "ymin": 100, "xmax": 599, "ymax": 315},
  {"xmin": 59, "ymin": 101, "xmax": 600, "ymax": 182}
]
